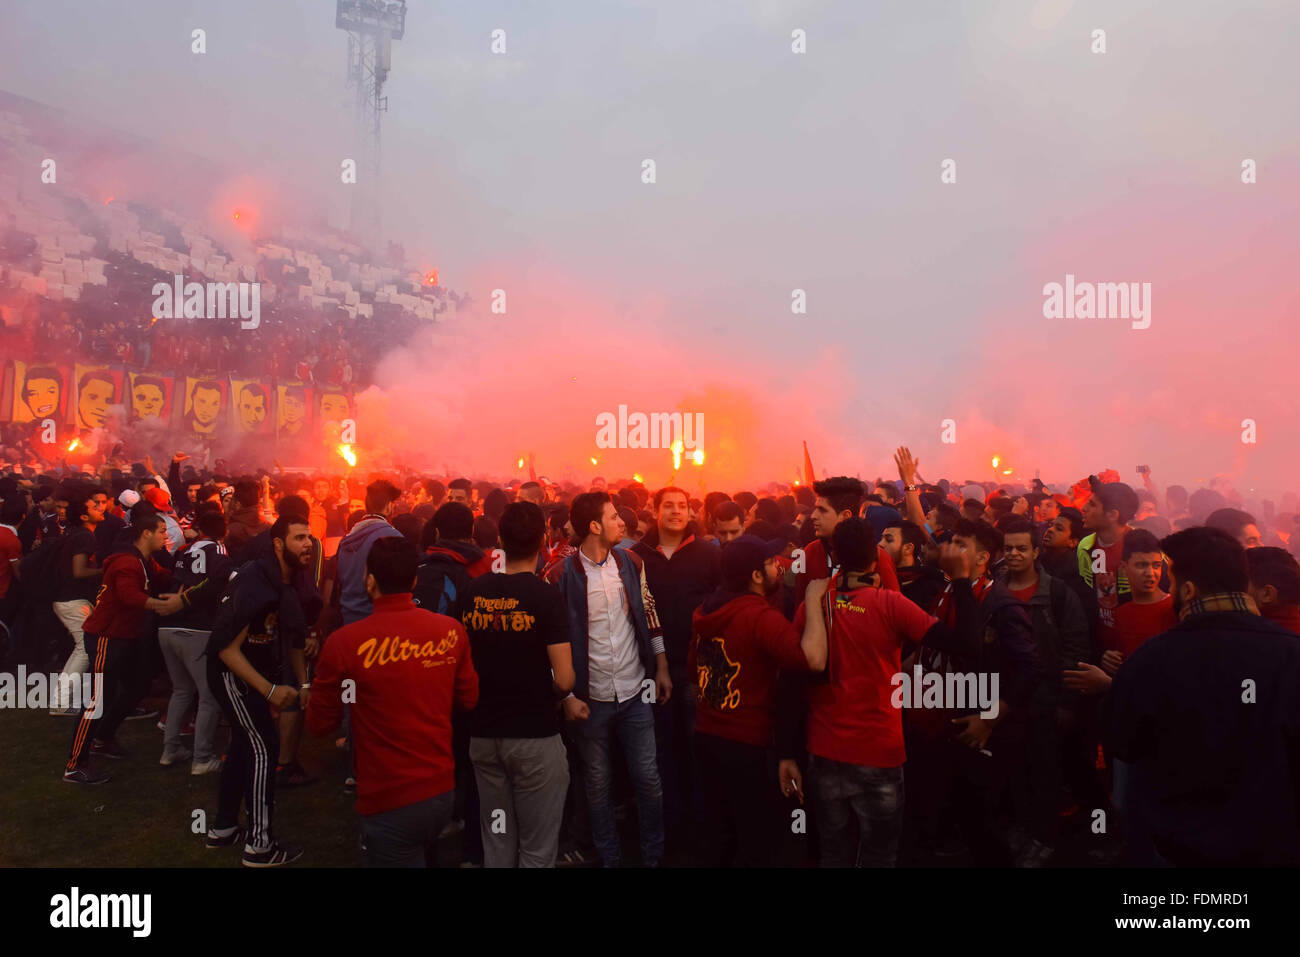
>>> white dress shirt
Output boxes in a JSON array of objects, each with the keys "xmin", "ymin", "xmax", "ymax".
[{"xmin": 580, "ymin": 546, "xmax": 645, "ymax": 703}]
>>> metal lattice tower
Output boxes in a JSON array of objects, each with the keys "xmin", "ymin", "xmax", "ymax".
[{"xmin": 336, "ymin": 0, "xmax": 406, "ymax": 248}]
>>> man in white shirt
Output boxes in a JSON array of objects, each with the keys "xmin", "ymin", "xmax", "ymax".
[{"xmin": 555, "ymin": 491, "xmax": 670, "ymax": 867}]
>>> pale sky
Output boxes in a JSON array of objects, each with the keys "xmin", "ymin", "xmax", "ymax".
[{"xmin": 2, "ymin": 0, "xmax": 1297, "ymax": 491}]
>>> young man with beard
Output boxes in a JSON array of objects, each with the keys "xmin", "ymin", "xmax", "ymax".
[
  {"xmin": 1246, "ymin": 547, "xmax": 1300, "ymax": 635},
  {"xmin": 1106, "ymin": 527, "xmax": 1300, "ymax": 866},
  {"xmin": 1078, "ymin": 481, "xmax": 1140, "ymax": 653},
  {"xmin": 998, "ymin": 516, "xmax": 1090, "ymax": 866},
  {"xmin": 689, "ymin": 535, "xmax": 829, "ymax": 866},
  {"xmin": 880, "ymin": 519, "xmax": 945, "ymax": 613},
  {"xmin": 63, "ymin": 514, "xmax": 185, "ymax": 783},
  {"xmin": 631, "ymin": 486, "xmax": 721, "ymax": 849},
  {"xmin": 794, "ymin": 476, "xmax": 899, "ymax": 596},
  {"xmin": 556, "ymin": 491, "xmax": 670, "ymax": 868},
  {"xmin": 779, "ymin": 519, "xmax": 981, "ymax": 867},
  {"xmin": 204, "ymin": 515, "xmax": 314, "ymax": 866}
]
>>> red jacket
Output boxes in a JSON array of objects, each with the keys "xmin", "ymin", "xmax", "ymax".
[
  {"xmin": 307, "ymin": 593, "xmax": 479, "ymax": 816},
  {"xmin": 689, "ymin": 593, "xmax": 811, "ymax": 748},
  {"xmin": 83, "ymin": 548, "xmax": 173, "ymax": 640}
]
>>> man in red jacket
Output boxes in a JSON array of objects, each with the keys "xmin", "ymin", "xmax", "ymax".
[
  {"xmin": 64, "ymin": 514, "xmax": 184, "ymax": 784},
  {"xmin": 307, "ymin": 537, "xmax": 479, "ymax": 867},
  {"xmin": 689, "ymin": 535, "xmax": 828, "ymax": 866}
]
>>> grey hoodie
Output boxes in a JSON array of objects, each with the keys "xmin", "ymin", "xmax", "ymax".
[{"xmin": 337, "ymin": 516, "xmax": 403, "ymax": 624}]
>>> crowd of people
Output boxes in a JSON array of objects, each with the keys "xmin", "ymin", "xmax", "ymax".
[{"xmin": 2, "ymin": 450, "xmax": 1299, "ymax": 868}]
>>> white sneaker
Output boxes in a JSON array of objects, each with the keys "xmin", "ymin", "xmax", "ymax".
[
  {"xmin": 192, "ymin": 757, "xmax": 224, "ymax": 776},
  {"xmin": 160, "ymin": 746, "xmax": 194, "ymax": 766}
]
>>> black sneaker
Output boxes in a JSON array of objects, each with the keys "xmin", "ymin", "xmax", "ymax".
[
  {"xmin": 556, "ymin": 844, "xmax": 595, "ymax": 867},
  {"xmin": 242, "ymin": 842, "xmax": 304, "ymax": 868},
  {"xmin": 90, "ymin": 738, "xmax": 129, "ymax": 760},
  {"xmin": 205, "ymin": 826, "xmax": 244, "ymax": 849},
  {"xmin": 125, "ymin": 706, "xmax": 161, "ymax": 722},
  {"xmin": 63, "ymin": 765, "xmax": 111, "ymax": 785}
]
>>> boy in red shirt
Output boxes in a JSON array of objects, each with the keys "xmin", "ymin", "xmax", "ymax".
[
  {"xmin": 1067, "ymin": 529, "xmax": 1174, "ymax": 694},
  {"xmin": 308, "ymin": 537, "xmax": 478, "ymax": 867},
  {"xmin": 688, "ymin": 535, "xmax": 829, "ymax": 866}
]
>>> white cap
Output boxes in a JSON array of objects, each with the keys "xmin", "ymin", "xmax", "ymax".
[{"xmin": 118, "ymin": 489, "xmax": 141, "ymax": 509}]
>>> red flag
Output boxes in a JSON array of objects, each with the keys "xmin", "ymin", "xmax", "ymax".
[{"xmin": 802, "ymin": 440, "xmax": 816, "ymax": 486}]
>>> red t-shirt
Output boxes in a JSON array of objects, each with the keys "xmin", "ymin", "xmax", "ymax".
[
  {"xmin": 1008, "ymin": 582, "xmax": 1037, "ymax": 604},
  {"xmin": 795, "ymin": 581, "xmax": 937, "ymax": 767},
  {"xmin": 689, "ymin": 594, "xmax": 811, "ymax": 748},
  {"xmin": 1112, "ymin": 594, "xmax": 1176, "ymax": 658}
]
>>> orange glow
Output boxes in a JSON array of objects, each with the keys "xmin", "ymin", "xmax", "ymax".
[
  {"xmin": 517, "ymin": 457, "xmax": 524, "ymax": 469},
  {"xmin": 991, "ymin": 456, "xmax": 1000, "ymax": 469},
  {"xmin": 426, "ymin": 270, "xmax": 438, "ymax": 286},
  {"xmin": 67, "ymin": 439, "xmax": 80, "ymax": 452},
  {"xmin": 590, "ymin": 457, "xmax": 598, "ymax": 466},
  {"xmin": 633, "ymin": 473, "xmax": 643, "ymax": 483},
  {"xmin": 337, "ymin": 444, "xmax": 357, "ymax": 467},
  {"xmin": 233, "ymin": 210, "xmax": 241, "ymax": 221},
  {"xmin": 104, "ymin": 196, "xmax": 114, "ymax": 205},
  {"xmin": 692, "ymin": 450, "xmax": 704, "ymax": 466}
]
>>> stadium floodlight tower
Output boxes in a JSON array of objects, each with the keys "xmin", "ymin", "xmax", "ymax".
[{"xmin": 336, "ymin": 0, "xmax": 406, "ymax": 249}]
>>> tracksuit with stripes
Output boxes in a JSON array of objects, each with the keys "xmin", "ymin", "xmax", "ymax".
[{"xmin": 205, "ymin": 554, "xmax": 307, "ymax": 853}]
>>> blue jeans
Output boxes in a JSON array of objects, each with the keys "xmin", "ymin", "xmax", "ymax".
[
  {"xmin": 574, "ymin": 697, "xmax": 664, "ymax": 866},
  {"xmin": 358, "ymin": 790, "xmax": 455, "ymax": 867},
  {"xmin": 809, "ymin": 756, "xmax": 904, "ymax": 867}
]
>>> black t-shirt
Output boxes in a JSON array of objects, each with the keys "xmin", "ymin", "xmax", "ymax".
[
  {"xmin": 56, "ymin": 526, "xmax": 100, "ymax": 603},
  {"xmin": 457, "ymin": 572, "xmax": 569, "ymax": 738}
]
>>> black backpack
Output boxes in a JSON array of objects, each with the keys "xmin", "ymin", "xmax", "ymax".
[{"xmin": 412, "ymin": 557, "xmax": 471, "ymax": 617}]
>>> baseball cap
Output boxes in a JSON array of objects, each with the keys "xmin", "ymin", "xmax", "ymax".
[
  {"xmin": 118, "ymin": 489, "xmax": 141, "ymax": 509},
  {"xmin": 144, "ymin": 486, "xmax": 172, "ymax": 511},
  {"xmin": 721, "ymin": 534, "xmax": 786, "ymax": 590}
]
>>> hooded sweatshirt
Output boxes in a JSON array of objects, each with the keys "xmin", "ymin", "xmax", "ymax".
[
  {"xmin": 413, "ymin": 540, "xmax": 493, "ymax": 615},
  {"xmin": 690, "ymin": 590, "xmax": 812, "ymax": 748},
  {"xmin": 338, "ymin": 516, "xmax": 404, "ymax": 624},
  {"xmin": 83, "ymin": 546, "xmax": 174, "ymax": 640}
]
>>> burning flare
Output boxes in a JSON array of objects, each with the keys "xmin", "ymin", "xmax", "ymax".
[{"xmin": 337, "ymin": 444, "xmax": 357, "ymax": 467}]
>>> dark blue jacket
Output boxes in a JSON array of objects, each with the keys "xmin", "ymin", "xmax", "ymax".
[{"xmin": 555, "ymin": 545, "xmax": 664, "ymax": 701}]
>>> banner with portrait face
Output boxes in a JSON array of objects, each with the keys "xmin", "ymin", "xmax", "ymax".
[
  {"xmin": 276, "ymin": 382, "xmax": 312, "ymax": 439},
  {"xmin": 128, "ymin": 371, "xmax": 176, "ymax": 425},
  {"xmin": 315, "ymin": 386, "xmax": 354, "ymax": 441},
  {"xmin": 73, "ymin": 364, "xmax": 125, "ymax": 431},
  {"xmin": 230, "ymin": 378, "xmax": 274, "ymax": 436},
  {"xmin": 181, "ymin": 376, "xmax": 229, "ymax": 439},
  {"xmin": 8, "ymin": 360, "xmax": 72, "ymax": 425}
]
